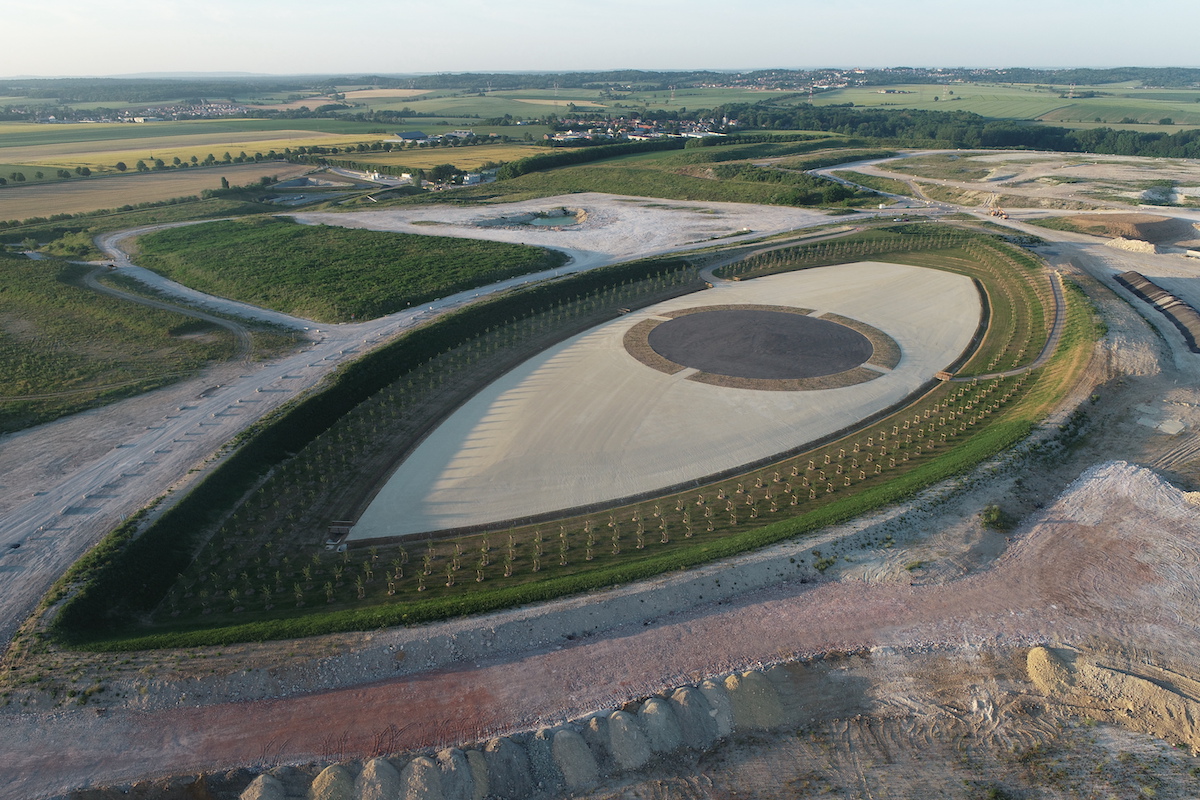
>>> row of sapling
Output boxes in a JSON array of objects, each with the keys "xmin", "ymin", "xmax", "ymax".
[
  {"xmin": 136, "ymin": 232, "xmax": 1058, "ymax": 635},
  {"xmin": 163, "ymin": 370, "xmax": 1030, "ymax": 618},
  {"xmin": 160, "ymin": 268, "xmax": 703, "ymax": 617}
]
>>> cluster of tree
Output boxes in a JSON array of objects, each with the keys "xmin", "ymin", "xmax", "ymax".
[
  {"xmin": 199, "ymin": 174, "xmax": 278, "ymax": 199},
  {"xmin": 710, "ymin": 102, "xmax": 1200, "ymax": 158}
]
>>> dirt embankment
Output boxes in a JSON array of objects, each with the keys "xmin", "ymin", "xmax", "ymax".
[{"xmin": 1053, "ymin": 213, "xmax": 1200, "ymax": 247}]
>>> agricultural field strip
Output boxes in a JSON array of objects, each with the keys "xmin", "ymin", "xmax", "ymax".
[
  {"xmin": 0, "ymin": 129, "xmax": 350, "ymax": 161},
  {"xmin": 0, "ymin": 162, "xmax": 314, "ymax": 223}
]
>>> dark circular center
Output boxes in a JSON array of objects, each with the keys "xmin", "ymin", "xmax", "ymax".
[{"xmin": 647, "ymin": 309, "xmax": 873, "ymax": 380}]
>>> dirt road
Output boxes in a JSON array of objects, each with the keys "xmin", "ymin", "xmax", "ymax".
[{"xmin": 3, "ymin": 459, "xmax": 1197, "ymax": 800}]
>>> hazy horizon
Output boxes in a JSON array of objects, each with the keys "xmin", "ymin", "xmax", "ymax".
[{"xmin": 6, "ymin": 0, "xmax": 1200, "ymax": 80}]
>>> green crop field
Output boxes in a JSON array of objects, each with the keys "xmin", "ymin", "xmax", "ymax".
[
  {"xmin": 809, "ymin": 83, "xmax": 1069, "ymax": 119},
  {"xmin": 1039, "ymin": 100, "xmax": 1200, "ymax": 126},
  {"xmin": 809, "ymin": 82, "xmax": 1200, "ymax": 130},
  {"xmin": 134, "ymin": 216, "xmax": 569, "ymax": 323},
  {"xmin": 45, "ymin": 224, "xmax": 1098, "ymax": 650}
]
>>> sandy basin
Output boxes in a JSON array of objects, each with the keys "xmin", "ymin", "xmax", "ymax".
[{"xmin": 350, "ymin": 261, "xmax": 980, "ymax": 539}]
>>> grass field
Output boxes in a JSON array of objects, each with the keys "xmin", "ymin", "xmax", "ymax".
[
  {"xmin": 0, "ymin": 253, "xmax": 239, "ymax": 431},
  {"xmin": 0, "ymin": 162, "xmax": 312, "ymax": 222},
  {"xmin": 808, "ymin": 82, "xmax": 1200, "ymax": 130},
  {"xmin": 134, "ymin": 216, "xmax": 569, "ymax": 322},
  {"xmin": 46, "ymin": 224, "xmax": 1097, "ymax": 649},
  {"xmin": 366, "ymin": 140, "xmax": 882, "ymax": 209}
]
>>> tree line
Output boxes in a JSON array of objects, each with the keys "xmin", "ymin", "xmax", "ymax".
[{"xmin": 711, "ymin": 103, "xmax": 1200, "ymax": 159}]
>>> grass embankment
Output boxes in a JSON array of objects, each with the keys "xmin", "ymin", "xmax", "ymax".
[
  {"xmin": 134, "ymin": 216, "xmax": 568, "ymax": 323},
  {"xmin": 44, "ymin": 225, "xmax": 1098, "ymax": 651},
  {"xmin": 47, "ymin": 257, "xmax": 701, "ymax": 648},
  {"xmin": 0, "ymin": 254, "xmax": 237, "ymax": 431},
  {"xmin": 356, "ymin": 140, "xmax": 889, "ymax": 210},
  {"xmin": 831, "ymin": 170, "xmax": 916, "ymax": 197}
]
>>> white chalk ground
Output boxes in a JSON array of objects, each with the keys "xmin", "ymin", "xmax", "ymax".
[
  {"xmin": 350, "ymin": 262, "xmax": 981, "ymax": 539},
  {"xmin": 289, "ymin": 192, "xmax": 835, "ymax": 268}
]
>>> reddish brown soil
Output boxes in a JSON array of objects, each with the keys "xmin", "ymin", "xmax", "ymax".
[{"xmin": 4, "ymin": 463, "xmax": 1197, "ymax": 799}]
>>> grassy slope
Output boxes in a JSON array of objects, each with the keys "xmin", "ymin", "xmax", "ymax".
[
  {"xmin": 0, "ymin": 255, "xmax": 236, "ymax": 431},
  {"xmin": 364, "ymin": 141, "xmax": 883, "ymax": 209},
  {"xmin": 134, "ymin": 216, "xmax": 569, "ymax": 323}
]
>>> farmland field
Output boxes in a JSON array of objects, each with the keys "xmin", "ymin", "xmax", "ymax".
[
  {"xmin": 0, "ymin": 162, "xmax": 312, "ymax": 221},
  {"xmin": 809, "ymin": 82, "xmax": 1200, "ymax": 130},
  {"xmin": 326, "ymin": 143, "xmax": 547, "ymax": 171}
]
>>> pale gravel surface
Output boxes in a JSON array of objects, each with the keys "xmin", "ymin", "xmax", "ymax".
[
  {"xmin": 10, "ymin": 171, "xmax": 1200, "ymax": 799},
  {"xmin": 289, "ymin": 192, "xmax": 834, "ymax": 263},
  {"xmin": 6, "ymin": 459, "xmax": 1199, "ymax": 800},
  {"xmin": 351, "ymin": 262, "xmax": 980, "ymax": 538}
]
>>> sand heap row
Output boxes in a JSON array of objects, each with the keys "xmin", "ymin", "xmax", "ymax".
[{"xmin": 240, "ymin": 665, "xmax": 798, "ymax": 800}]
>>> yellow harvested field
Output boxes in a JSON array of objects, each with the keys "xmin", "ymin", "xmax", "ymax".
[
  {"xmin": 342, "ymin": 89, "xmax": 431, "ymax": 100},
  {"xmin": 0, "ymin": 162, "xmax": 312, "ymax": 220},
  {"xmin": 2, "ymin": 131, "xmax": 379, "ymax": 172}
]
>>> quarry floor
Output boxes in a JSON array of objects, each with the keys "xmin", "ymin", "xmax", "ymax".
[{"xmin": 7, "ymin": 171, "xmax": 1200, "ymax": 797}]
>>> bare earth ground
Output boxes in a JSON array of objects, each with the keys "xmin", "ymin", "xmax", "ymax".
[
  {"xmin": 351, "ymin": 262, "xmax": 979, "ymax": 538},
  {"xmin": 9, "ymin": 171, "xmax": 1200, "ymax": 797}
]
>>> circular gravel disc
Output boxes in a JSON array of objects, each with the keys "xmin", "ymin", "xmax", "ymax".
[{"xmin": 646, "ymin": 309, "xmax": 873, "ymax": 379}]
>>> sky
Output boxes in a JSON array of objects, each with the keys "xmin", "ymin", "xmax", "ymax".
[{"xmin": 4, "ymin": 0, "xmax": 1200, "ymax": 78}]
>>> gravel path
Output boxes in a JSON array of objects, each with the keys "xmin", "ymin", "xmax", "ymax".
[{"xmin": 4, "ymin": 461, "xmax": 1198, "ymax": 800}]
